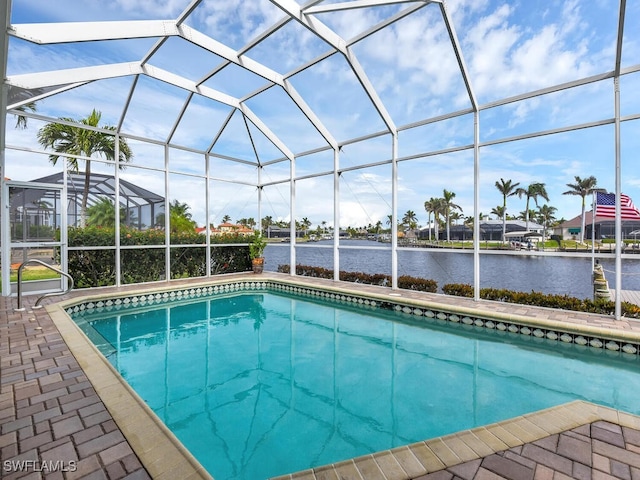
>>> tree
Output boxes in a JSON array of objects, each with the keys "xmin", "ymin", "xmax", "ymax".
[
  {"xmin": 155, "ymin": 200, "xmax": 196, "ymax": 234},
  {"xmin": 442, "ymin": 189, "xmax": 462, "ymax": 242},
  {"xmin": 515, "ymin": 182, "xmax": 549, "ymax": 231},
  {"xmin": 14, "ymin": 102, "xmax": 37, "ymax": 129},
  {"xmin": 449, "ymin": 211, "xmax": 463, "ymax": 228},
  {"xmin": 430, "ymin": 197, "xmax": 446, "ymax": 241},
  {"xmin": 518, "ymin": 209, "xmax": 537, "ymax": 223},
  {"xmin": 37, "ymin": 109, "xmax": 133, "ymax": 226},
  {"xmin": 222, "ymin": 214, "xmax": 232, "ymax": 223},
  {"xmin": 169, "ymin": 200, "xmax": 192, "ymax": 220},
  {"xmin": 169, "ymin": 200, "xmax": 196, "ymax": 234},
  {"xmin": 495, "ymin": 178, "xmax": 520, "ymax": 242},
  {"xmin": 423, "ymin": 199, "xmax": 432, "ymax": 241},
  {"xmin": 424, "ymin": 197, "xmax": 439, "ymax": 241},
  {"xmin": 402, "ymin": 210, "xmax": 418, "ymax": 230},
  {"xmin": 262, "ymin": 215, "xmax": 273, "ymax": 233},
  {"xmin": 238, "ymin": 217, "xmax": 257, "ymax": 229},
  {"xmin": 86, "ymin": 197, "xmax": 122, "ymax": 228},
  {"xmin": 562, "ymin": 175, "xmax": 602, "ymax": 244},
  {"xmin": 491, "ymin": 205, "xmax": 505, "ymax": 220},
  {"xmin": 301, "ymin": 217, "xmax": 312, "ymax": 234},
  {"xmin": 86, "ymin": 197, "xmax": 139, "ymax": 228},
  {"xmin": 463, "ymin": 215, "xmax": 475, "ymax": 237},
  {"xmin": 536, "ymin": 204, "xmax": 557, "ymax": 245}
]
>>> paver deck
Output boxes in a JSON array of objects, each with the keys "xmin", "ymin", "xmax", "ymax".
[{"xmin": 3, "ymin": 271, "xmax": 640, "ymax": 479}]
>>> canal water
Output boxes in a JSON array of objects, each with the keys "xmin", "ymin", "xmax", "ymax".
[{"xmin": 264, "ymin": 240, "xmax": 640, "ymax": 300}]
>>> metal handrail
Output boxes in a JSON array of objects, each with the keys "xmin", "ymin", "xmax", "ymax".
[{"xmin": 16, "ymin": 259, "xmax": 74, "ymax": 311}]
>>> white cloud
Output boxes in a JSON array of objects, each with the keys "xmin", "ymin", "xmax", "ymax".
[
  {"xmin": 112, "ymin": 0, "xmax": 187, "ymax": 17},
  {"xmin": 195, "ymin": 1, "xmax": 284, "ymax": 48},
  {"xmin": 461, "ymin": 1, "xmax": 601, "ymax": 104},
  {"xmin": 507, "ymin": 98, "xmax": 541, "ymax": 129}
]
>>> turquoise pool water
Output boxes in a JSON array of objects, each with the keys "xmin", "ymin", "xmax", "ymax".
[{"xmin": 72, "ymin": 289, "xmax": 640, "ymax": 480}]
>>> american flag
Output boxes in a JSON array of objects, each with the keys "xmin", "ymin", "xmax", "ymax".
[{"xmin": 595, "ymin": 192, "xmax": 640, "ymax": 220}]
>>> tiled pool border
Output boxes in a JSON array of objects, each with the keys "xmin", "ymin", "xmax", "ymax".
[
  {"xmin": 45, "ymin": 274, "xmax": 640, "ymax": 480},
  {"xmin": 64, "ymin": 278, "xmax": 640, "ymax": 356}
]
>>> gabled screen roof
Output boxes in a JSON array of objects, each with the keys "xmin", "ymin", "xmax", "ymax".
[{"xmin": 5, "ymin": 0, "xmax": 478, "ymax": 164}]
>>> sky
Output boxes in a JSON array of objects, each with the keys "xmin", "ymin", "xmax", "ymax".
[{"xmin": 4, "ymin": 0, "xmax": 640, "ymax": 230}]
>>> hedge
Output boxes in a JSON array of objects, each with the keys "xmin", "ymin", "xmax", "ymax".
[
  {"xmin": 277, "ymin": 264, "xmax": 438, "ymax": 293},
  {"xmin": 442, "ymin": 283, "xmax": 640, "ymax": 318},
  {"xmin": 66, "ymin": 227, "xmax": 253, "ymax": 288}
]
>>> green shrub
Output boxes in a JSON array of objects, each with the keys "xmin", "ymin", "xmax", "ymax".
[
  {"xmin": 68, "ymin": 249, "xmax": 116, "ymax": 288},
  {"xmin": 442, "ymin": 283, "xmax": 474, "ymax": 297},
  {"xmin": 277, "ymin": 264, "xmax": 437, "ymax": 292},
  {"xmin": 66, "ymin": 227, "xmax": 251, "ymax": 288},
  {"xmin": 442, "ymin": 283, "xmax": 640, "ymax": 318},
  {"xmin": 398, "ymin": 275, "xmax": 437, "ymax": 293}
]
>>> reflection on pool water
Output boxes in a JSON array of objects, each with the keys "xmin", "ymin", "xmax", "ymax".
[{"xmin": 71, "ymin": 289, "xmax": 640, "ymax": 480}]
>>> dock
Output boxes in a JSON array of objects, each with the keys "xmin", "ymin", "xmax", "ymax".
[{"xmin": 611, "ymin": 289, "xmax": 640, "ymax": 306}]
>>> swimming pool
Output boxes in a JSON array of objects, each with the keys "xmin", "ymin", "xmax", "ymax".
[{"xmin": 68, "ymin": 281, "xmax": 640, "ymax": 480}]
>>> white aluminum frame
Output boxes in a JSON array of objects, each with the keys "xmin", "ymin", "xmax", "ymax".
[{"xmin": 1, "ymin": 0, "xmax": 637, "ymax": 319}]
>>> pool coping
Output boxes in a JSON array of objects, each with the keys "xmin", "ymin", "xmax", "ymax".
[
  {"xmin": 46, "ymin": 273, "xmax": 640, "ymax": 479},
  {"xmin": 271, "ymin": 401, "xmax": 640, "ymax": 480},
  {"xmin": 46, "ymin": 303, "xmax": 212, "ymax": 480},
  {"xmin": 63, "ymin": 275, "xmax": 640, "ymax": 353}
]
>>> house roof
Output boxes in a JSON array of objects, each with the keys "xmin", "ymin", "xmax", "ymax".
[{"xmin": 558, "ymin": 211, "xmax": 640, "ymax": 228}]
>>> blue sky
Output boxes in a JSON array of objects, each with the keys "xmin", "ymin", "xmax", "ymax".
[{"xmin": 5, "ymin": 0, "xmax": 640, "ymax": 229}]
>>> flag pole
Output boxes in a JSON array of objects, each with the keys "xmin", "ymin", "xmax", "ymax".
[{"xmin": 591, "ymin": 192, "xmax": 596, "ymax": 274}]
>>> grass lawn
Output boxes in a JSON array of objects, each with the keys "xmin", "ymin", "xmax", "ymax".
[{"xmin": 0, "ymin": 267, "xmax": 61, "ymax": 288}]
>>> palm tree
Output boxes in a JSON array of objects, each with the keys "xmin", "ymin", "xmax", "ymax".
[
  {"xmin": 518, "ymin": 209, "xmax": 537, "ymax": 223},
  {"xmin": 301, "ymin": 217, "xmax": 312, "ymax": 234},
  {"xmin": 442, "ymin": 189, "xmax": 462, "ymax": 242},
  {"xmin": 449, "ymin": 211, "xmax": 463, "ymax": 239},
  {"xmin": 423, "ymin": 198, "xmax": 438, "ymax": 241},
  {"xmin": 463, "ymin": 215, "xmax": 474, "ymax": 237},
  {"xmin": 562, "ymin": 175, "xmax": 602, "ymax": 244},
  {"xmin": 237, "ymin": 217, "xmax": 256, "ymax": 229},
  {"xmin": 431, "ymin": 197, "xmax": 446, "ymax": 241},
  {"xmin": 14, "ymin": 101, "xmax": 37, "ymax": 129},
  {"xmin": 515, "ymin": 182, "xmax": 549, "ymax": 231},
  {"xmin": 491, "ymin": 205, "xmax": 505, "ymax": 220},
  {"xmin": 37, "ymin": 109, "xmax": 133, "ymax": 227},
  {"xmin": 495, "ymin": 178, "xmax": 520, "ymax": 242},
  {"xmin": 86, "ymin": 197, "xmax": 121, "ymax": 228},
  {"xmin": 221, "ymin": 214, "xmax": 232, "ymax": 223},
  {"xmin": 169, "ymin": 200, "xmax": 193, "ymax": 220},
  {"xmin": 449, "ymin": 211, "xmax": 463, "ymax": 225},
  {"xmin": 155, "ymin": 200, "xmax": 195, "ymax": 233},
  {"xmin": 169, "ymin": 201, "xmax": 196, "ymax": 234},
  {"xmin": 262, "ymin": 215, "xmax": 273, "ymax": 234},
  {"xmin": 402, "ymin": 210, "xmax": 418, "ymax": 230},
  {"xmin": 321, "ymin": 220, "xmax": 327, "ymax": 234},
  {"xmin": 536, "ymin": 204, "xmax": 557, "ymax": 242}
]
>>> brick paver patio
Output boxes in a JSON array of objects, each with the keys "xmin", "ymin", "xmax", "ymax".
[
  {"xmin": 3, "ymin": 272, "xmax": 640, "ymax": 479},
  {"xmin": 1, "ymin": 293, "xmax": 151, "ymax": 479},
  {"xmin": 413, "ymin": 421, "xmax": 640, "ymax": 480}
]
